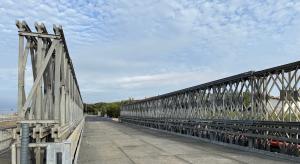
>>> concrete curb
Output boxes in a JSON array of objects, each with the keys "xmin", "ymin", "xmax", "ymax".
[{"xmin": 73, "ymin": 118, "xmax": 85, "ymax": 164}]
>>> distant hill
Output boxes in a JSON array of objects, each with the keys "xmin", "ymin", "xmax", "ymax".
[{"xmin": 84, "ymin": 99, "xmax": 134, "ymax": 118}]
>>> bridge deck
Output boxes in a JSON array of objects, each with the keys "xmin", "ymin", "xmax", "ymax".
[
  {"xmin": 78, "ymin": 116, "xmax": 294, "ymax": 164},
  {"xmin": 78, "ymin": 116, "xmax": 296, "ymax": 164}
]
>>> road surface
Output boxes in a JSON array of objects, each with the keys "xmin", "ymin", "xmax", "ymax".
[{"xmin": 78, "ymin": 116, "xmax": 296, "ymax": 164}]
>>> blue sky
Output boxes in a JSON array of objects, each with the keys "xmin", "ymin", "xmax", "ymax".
[{"xmin": 1, "ymin": 0, "xmax": 300, "ymax": 113}]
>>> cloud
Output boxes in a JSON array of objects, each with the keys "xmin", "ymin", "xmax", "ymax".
[
  {"xmin": 1, "ymin": 0, "xmax": 300, "ymax": 108},
  {"xmin": 78, "ymin": 66, "xmax": 229, "ymax": 102}
]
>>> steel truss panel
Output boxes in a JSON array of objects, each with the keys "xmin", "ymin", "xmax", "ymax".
[
  {"xmin": 13, "ymin": 20, "xmax": 84, "ymax": 164},
  {"xmin": 121, "ymin": 61, "xmax": 300, "ymax": 157}
]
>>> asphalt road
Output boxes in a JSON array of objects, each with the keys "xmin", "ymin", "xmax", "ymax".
[{"xmin": 77, "ymin": 116, "xmax": 296, "ymax": 164}]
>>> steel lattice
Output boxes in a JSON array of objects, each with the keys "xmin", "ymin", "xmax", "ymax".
[{"xmin": 121, "ymin": 61, "xmax": 300, "ymax": 157}]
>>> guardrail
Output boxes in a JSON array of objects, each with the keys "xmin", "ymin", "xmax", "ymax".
[
  {"xmin": 0, "ymin": 127, "xmax": 15, "ymax": 153},
  {"xmin": 0, "ymin": 115, "xmax": 18, "ymax": 153}
]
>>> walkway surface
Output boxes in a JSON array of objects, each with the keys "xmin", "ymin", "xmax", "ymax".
[{"xmin": 77, "ymin": 116, "xmax": 296, "ymax": 164}]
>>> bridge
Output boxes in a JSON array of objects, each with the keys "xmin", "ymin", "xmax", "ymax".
[
  {"xmin": 1, "ymin": 21, "xmax": 300, "ymax": 164},
  {"xmin": 9, "ymin": 20, "xmax": 84, "ymax": 164}
]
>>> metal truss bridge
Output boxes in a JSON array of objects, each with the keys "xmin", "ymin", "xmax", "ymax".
[
  {"xmin": 5, "ymin": 20, "xmax": 300, "ymax": 164},
  {"xmin": 120, "ymin": 59, "xmax": 300, "ymax": 160},
  {"xmin": 11, "ymin": 20, "xmax": 84, "ymax": 164}
]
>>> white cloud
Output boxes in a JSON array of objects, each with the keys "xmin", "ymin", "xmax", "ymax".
[
  {"xmin": 1, "ymin": 0, "xmax": 300, "ymax": 107},
  {"xmin": 78, "ymin": 66, "xmax": 229, "ymax": 102}
]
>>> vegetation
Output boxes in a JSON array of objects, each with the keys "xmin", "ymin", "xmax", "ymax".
[
  {"xmin": 84, "ymin": 98, "xmax": 134, "ymax": 118},
  {"xmin": 243, "ymin": 91, "xmax": 251, "ymax": 107}
]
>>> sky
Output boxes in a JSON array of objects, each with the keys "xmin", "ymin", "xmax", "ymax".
[{"xmin": 1, "ymin": 0, "xmax": 300, "ymax": 113}]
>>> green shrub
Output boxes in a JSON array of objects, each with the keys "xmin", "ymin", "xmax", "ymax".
[{"xmin": 84, "ymin": 98, "xmax": 134, "ymax": 118}]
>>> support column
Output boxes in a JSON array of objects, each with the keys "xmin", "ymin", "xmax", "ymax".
[
  {"xmin": 20, "ymin": 123, "xmax": 29, "ymax": 164},
  {"xmin": 54, "ymin": 43, "xmax": 62, "ymax": 122},
  {"xmin": 18, "ymin": 24, "xmax": 25, "ymax": 117}
]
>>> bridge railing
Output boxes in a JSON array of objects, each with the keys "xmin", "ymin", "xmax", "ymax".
[
  {"xmin": 0, "ymin": 127, "xmax": 15, "ymax": 153},
  {"xmin": 11, "ymin": 20, "xmax": 84, "ymax": 164},
  {"xmin": 121, "ymin": 61, "xmax": 300, "ymax": 122},
  {"xmin": 120, "ymin": 61, "xmax": 300, "ymax": 157},
  {"xmin": 0, "ymin": 115, "xmax": 18, "ymax": 153}
]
